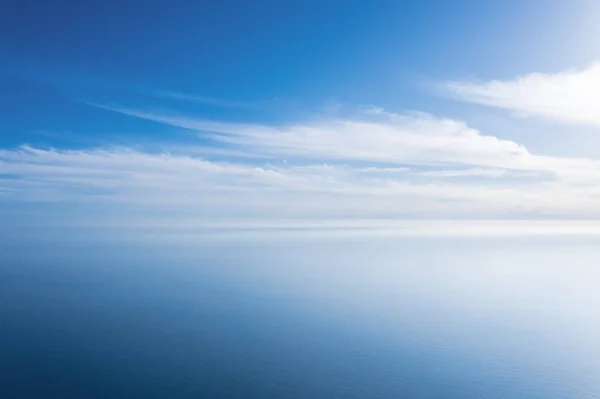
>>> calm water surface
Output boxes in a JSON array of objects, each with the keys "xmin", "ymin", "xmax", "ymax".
[{"xmin": 2, "ymin": 234, "xmax": 600, "ymax": 398}]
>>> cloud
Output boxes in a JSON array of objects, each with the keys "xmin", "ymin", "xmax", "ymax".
[
  {"xmin": 447, "ymin": 63, "xmax": 600, "ymax": 127},
  {"xmin": 5, "ymin": 108, "xmax": 600, "ymax": 225},
  {"xmin": 414, "ymin": 168, "xmax": 535, "ymax": 179},
  {"xmin": 97, "ymin": 105, "xmax": 537, "ymax": 169},
  {"xmin": 95, "ymin": 105, "xmax": 600, "ymax": 182},
  {"xmin": 152, "ymin": 91, "xmax": 259, "ymax": 108}
]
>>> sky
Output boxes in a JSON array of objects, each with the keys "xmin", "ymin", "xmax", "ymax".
[{"xmin": 4, "ymin": 0, "xmax": 600, "ymax": 233}]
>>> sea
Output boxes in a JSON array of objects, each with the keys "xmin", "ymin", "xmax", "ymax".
[{"xmin": 2, "ymin": 229, "xmax": 600, "ymax": 398}]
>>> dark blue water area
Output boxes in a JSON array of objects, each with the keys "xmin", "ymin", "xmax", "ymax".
[{"xmin": 1, "ymin": 236, "xmax": 597, "ymax": 398}]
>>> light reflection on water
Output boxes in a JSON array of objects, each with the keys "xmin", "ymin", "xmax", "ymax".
[{"xmin": 2, "ymin": 234, "xmax": 600, "ymax": 398}]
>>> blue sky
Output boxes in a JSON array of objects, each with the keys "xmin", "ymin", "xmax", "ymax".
[{"xmin": 4, "ymin": 0, "xmax": 600, "ymax": 231}]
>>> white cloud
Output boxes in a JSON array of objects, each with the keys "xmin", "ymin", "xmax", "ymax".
[
  {"xmin": 447, "ymin": 63, "xmax": 600, "ymax": 127},
  {"xmin": 414, "ymin": 168, "xmax": 529, "ymax": 178},
  {"xmin": 100, "ymin": 106, "xmax": 539, "ymax": 169},
  {"xmin": 98, "ymin": 105, "xmax": 600, "ymax": 182},
  {"xmin": 5, "ymin": 109, "xmax": 600, "ymax": 224}
]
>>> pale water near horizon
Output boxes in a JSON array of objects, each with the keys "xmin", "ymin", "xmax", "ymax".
[{"xmin": 2, "ymin": 234, "xmax": 600, "ymax": 398}]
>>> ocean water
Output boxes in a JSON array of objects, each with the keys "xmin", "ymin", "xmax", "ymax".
[{"xmin": 2, "ymin": 232, "xmax": 600, "ymax": 398}]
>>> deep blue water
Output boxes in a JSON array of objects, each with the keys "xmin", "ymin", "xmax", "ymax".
[{"xmin": 2, "ymin": 234, "xmax": 600, "ymax": 398}]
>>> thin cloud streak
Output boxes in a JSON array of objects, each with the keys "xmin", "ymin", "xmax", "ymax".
[{"xmin": 153, "ymin": 91, "xmax": 261, "ymax": 109}]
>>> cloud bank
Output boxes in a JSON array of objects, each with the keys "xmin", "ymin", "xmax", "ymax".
[
  {"xmin": 447, "ymin": 63, "xmax": 600, "ymax": 127},
  {"xmin": 4, "ymin": 108, "xmax": 600, "ymax": 227}
]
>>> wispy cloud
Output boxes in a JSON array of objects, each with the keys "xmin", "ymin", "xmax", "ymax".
[
  {"xmin": 96, "ymin": 105, "xmax": 536, "ymax": 168},
  {"xmin": 5, "ymin": 108, "xmax": 600, "ymax": 224},
  {"xmin": 446, "ymin": 63, "xmax": 600, "ymax": 127},
  {"xmin": 153, "ymin": 91, "xmax": 260, "ymax": 109},
  {"xmin": 93, "ymin": 105, "xmax": 600, "ymax": 182}
]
